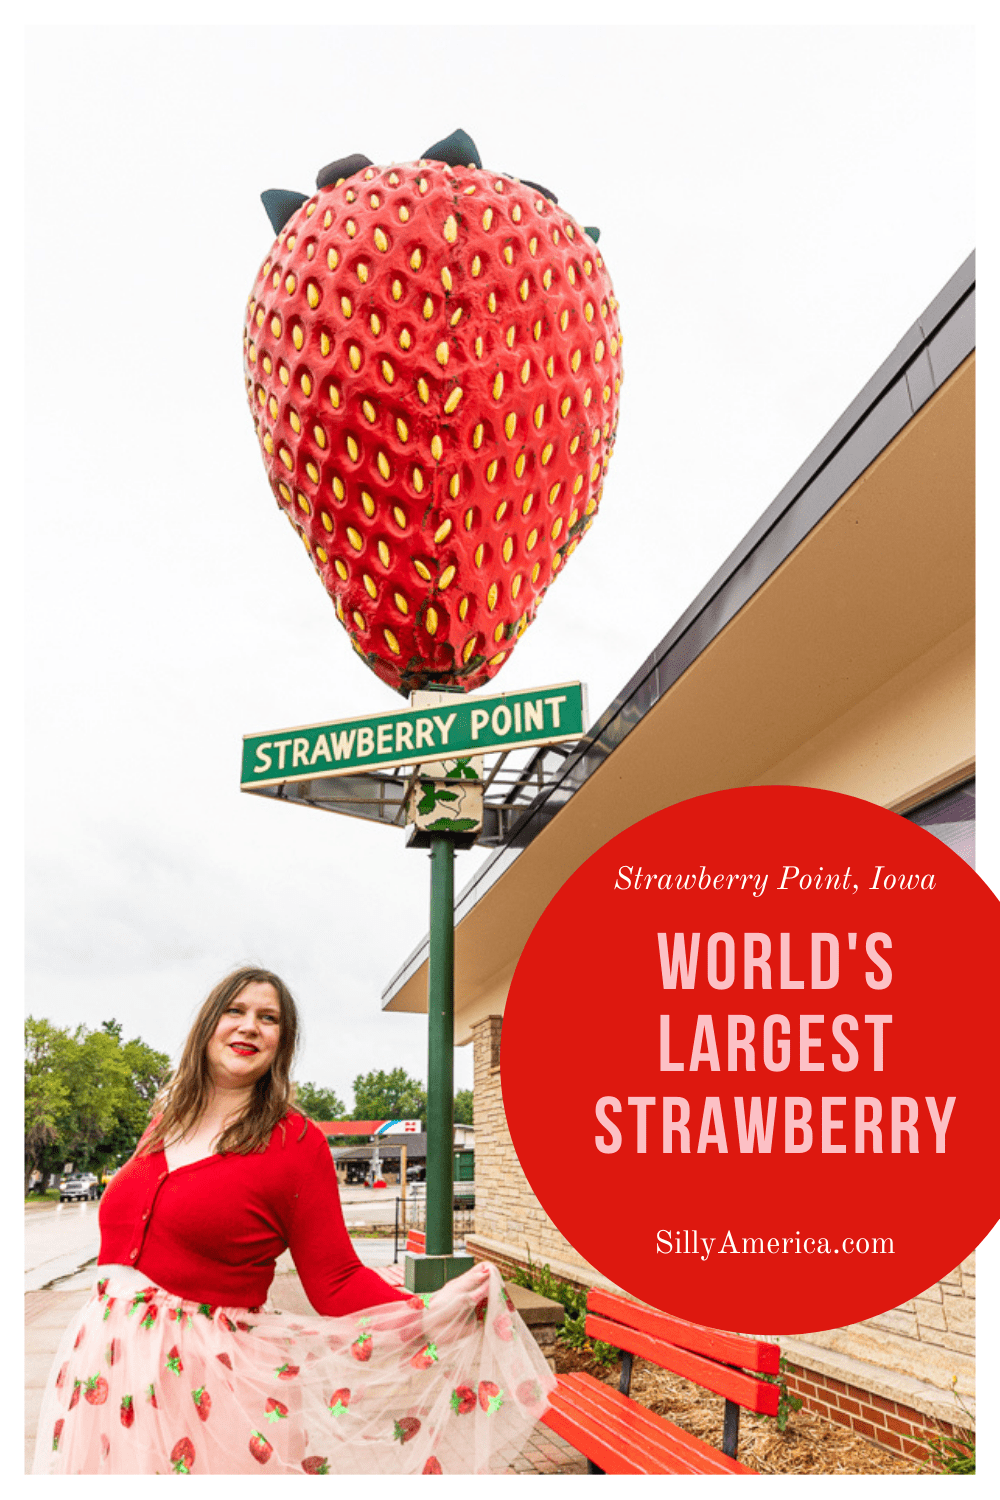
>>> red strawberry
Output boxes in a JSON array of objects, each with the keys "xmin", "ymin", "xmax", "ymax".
[
  {"xmin": 275, "ymin": 1362, "xmax": 299, "ymax": 1380},
  {"xmin": 96, "ymin": 1278, "xmax": 109, "ymax": 1298},
  {"xmin": 327, "ymin": 1388, "xmax": 351, "ymax": 1416},
  {"xmin": 103, "ymin": 1297, "xmax": 116, "ymax": 1322},
  {"xmin": 392, "ymin": 1415, "xmax": 421, "ymax": 1444},
  {"xmin": 74, "ymin": 1326, "xmax": 85, "ymax": 1349},
  {"xmin": 55, "ymin": 1361, "xmax": 67, "ymax": 1389},
  {"xmin": 449, "ymin": 1384, "xmax": 476, "ymax": 1415},
  {"xmin": 166, "ymin": 1345, "xmax": 183, "ymax": 1376},
  {"xmin": 140, "ymin": 1305, "xmax": 158, "ymax": 1331},
  {"xmin": 517, "ymin": 1378, "xmax": 543, "ymax": 1406},
  {"xmin": 170, "ymin": 1437, "xmax": 195, "ymax": 1474},
  {"xmin": 493, "ymin": 1312, "xmax": 513, "ymax": 1341},
  {"xmin": 502, "ymin": 1287, "xmax": 515, "ymax": 1311},
  {"xmin": 423, "ymin": 1456, "xmax": 443, "ymax": 1473},
  {"xmin": 216, "ymin": 1352, "xmax": 233, "ymax": 1370},
  {"xmin": 478, "ymin": 1380, "xmax": 503, "ymax": 1415},
  {"xmin": 69, "ymin": 1380, "xmax": 82, "ymax": 1410},
  {"xmin": 265, "ymin": 1396, "xmax": 289, "ymax": 1424},
  {"xmin": 473, "ymin": 1297, "xmax": 489, "ymax": 1323},
  {"xmin": 85, "ymin": 1374, "xmax": 109, "ymax": 1405},
  {"xmin": 146, "ymin": 1383, "xmax": 158, "ymax": 1408},
  {"xmin": 249, "ymin": 1429, "xmax": 273, "ymax": 1465},
  {"xmin": 192, "ymin": 1386, "xmax": 211, "ymax": 1422},
  {"xmin": 302, "ymin": 1456, "xmax": 330, "ymax": 1474},
  {"xmin": 52, "ymin": 1418, "xmax": 64, "ymax": 1451},
  {"xmin": 409, "ymin": 1341, "xmax": 439, "ymax": 1370},
  {"xmin": 120, "ymin": 1395, "xmax": 135, "ymax": 1429},
  {"xmin": 351, "ymin": 1332, "xmax": 373, "ymax": 1362},
  {"xmin": 243, "ymin": 133, "xmax": 622, "ymax": 696},
  {"xmin": 106, "ymin": 1338, "xmax": 121, "ymax": 1366}
]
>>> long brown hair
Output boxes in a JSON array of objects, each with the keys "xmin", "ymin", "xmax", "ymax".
[{"xmin": 141, "ymin": 966, "xmax": 300, "ymax": 1157}]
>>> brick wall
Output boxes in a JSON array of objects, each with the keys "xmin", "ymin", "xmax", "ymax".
[
  {"xmin": 470, "ymin": 1014, "xmax": 976, "ymax": 1453},
  {"xmin": 781, "ymin": 1362, "xmax": 973, "ymax": 1466}
]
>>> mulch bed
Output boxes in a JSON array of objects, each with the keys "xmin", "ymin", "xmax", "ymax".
[{"xmin": 551, "ymin": 1347, "xmax": 924, "ymax": 1476}]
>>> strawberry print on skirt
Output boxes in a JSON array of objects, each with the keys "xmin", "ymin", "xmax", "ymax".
[{"xmin": 33, "ymin": 1261, "xmax": 553, "ymax": 1474}]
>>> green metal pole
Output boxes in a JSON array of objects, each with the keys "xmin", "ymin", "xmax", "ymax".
[{"xmin": 425, "ymin": 833, "xmax": 455, "ymax": 1258}]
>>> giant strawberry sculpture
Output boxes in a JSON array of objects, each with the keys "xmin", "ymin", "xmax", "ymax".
[{"xmin": 243, "ymin": 129, "xmax": 623, "ymax": 695}]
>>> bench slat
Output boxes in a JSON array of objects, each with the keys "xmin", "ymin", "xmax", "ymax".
[
  {"xmin": 586, "ymin": 1314, "xmax": 779, "ymax": 1416},
  {"xmin": 557, "ymin": 1374, "xmax": 751, "ymax": 1476},
  {"xmin": 542, "ymin": 1395, "xmax": 650, "ymax": 1475},
  {"xmin": 543, "ymin": 1373, "xmax": 753, "ymax": 1476},
  {"xmin": 589, "ymin": 1288, "xmax": 780, "ymax": 1374}
]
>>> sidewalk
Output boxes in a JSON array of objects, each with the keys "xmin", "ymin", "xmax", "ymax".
[{"xmin": 24, "ymin": 1260, "xmax": 586, "ymax": 1475}]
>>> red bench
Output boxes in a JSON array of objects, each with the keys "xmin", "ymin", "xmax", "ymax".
[
  {"xmin": 542, "ymin": 1289, "xmax": 780, "ymax": 1475},
  {"xmin": 380, "ymin": 1229, "xmax": 427, "ymax": 1286}
]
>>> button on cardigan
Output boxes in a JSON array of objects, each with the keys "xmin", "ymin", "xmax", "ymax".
[{"xmin": 98, "ymin": 1113, "xmax": 412, "ymax": 1314}]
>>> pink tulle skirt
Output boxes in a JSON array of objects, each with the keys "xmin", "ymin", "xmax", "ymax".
[{"xmin": 32, "ymin": 1261, "xmax": 555, "ymax": 1474}]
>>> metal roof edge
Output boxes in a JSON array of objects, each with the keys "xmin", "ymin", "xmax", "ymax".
[{"xmin": 381, "ymin": 254, "xmax": 976, "ymax": 1010}]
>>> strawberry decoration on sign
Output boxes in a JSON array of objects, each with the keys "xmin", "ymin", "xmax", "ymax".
[{"xmin": 244, "ymin": 128, "xmax": 622, "ymax": 696}]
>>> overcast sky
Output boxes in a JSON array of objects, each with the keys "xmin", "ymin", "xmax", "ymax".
[{"xmin": 23, "ymin": 22, "xmax": 977, "ymax": 1107}]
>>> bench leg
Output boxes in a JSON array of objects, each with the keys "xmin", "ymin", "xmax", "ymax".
[
  {"xmin": 722, "ymin": 1398, "xmax": 740, "ymax": 1459},
  {"xmin": 587, "ymin": 1459, "xmax": 605, "ymax": 1474}
]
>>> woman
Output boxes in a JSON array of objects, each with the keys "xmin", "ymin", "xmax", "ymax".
[{"xmin": 33, "ymin": 967, "xmax": 554, "ymax": 1475}]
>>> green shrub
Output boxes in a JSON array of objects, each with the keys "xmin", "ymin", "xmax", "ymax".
[
  {"xmin": 923, "ymin": 1382, "xmax": 975, "ymax": 1474},
  {"xmin": 512, "ymin": 1251, "xmax": 616, "ymax": 1366},
  {"xmin": 753, "ymin": 1355, "xmax": 803, "ymax": 1433}
]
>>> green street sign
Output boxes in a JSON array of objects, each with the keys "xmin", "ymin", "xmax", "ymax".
[{"xmin": 241, "ymin": 681, "xmax": 587, "ymax": 788}]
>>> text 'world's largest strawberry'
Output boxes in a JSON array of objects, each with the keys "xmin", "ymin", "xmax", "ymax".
[{"xmin": 243, "ymin": 129, "xmax": 623, "ymax": 695}]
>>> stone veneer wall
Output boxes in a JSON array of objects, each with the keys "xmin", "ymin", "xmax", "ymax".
[{"xmin": 469, "ymin": 1014, "xmax": 975, "ymax": 1458}]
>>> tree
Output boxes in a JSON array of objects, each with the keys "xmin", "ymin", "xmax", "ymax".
[
  {"xmin": 294, "ymin": 1081, "xmax": 347, "ymax": 1122},
  {"xmin": 351, "ymin": 1067, "xmax": 426, "ymax": 1123},
  {"xmin": 24, "ymin": 1018, "xmax": 170, "ymax": 1193},
  {"xmin": 454, "ymin": 1088, "xmax": 474, "ymax": 1125},
  {"xmin": 24, "ymin": 1018, "xmax": 72, "ymax": 1194}
]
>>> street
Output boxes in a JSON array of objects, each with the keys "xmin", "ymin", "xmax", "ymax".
[
  {"xmin": 24, "ymin": 1201, "xmax": 101, "ymax": 1292},
  {"xmin": 24, "ymin": 1184, "xmax": 419, "ymax": 1295}
]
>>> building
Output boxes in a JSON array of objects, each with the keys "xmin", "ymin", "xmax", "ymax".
[{"xmin": 382, "ymin": 254, "xmax": 975, "ymax": 1459}]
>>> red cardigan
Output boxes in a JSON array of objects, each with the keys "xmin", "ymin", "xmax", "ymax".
[{"xmin": 98, "ymin": 1113, "xmax": 411, "ymax": 1314}]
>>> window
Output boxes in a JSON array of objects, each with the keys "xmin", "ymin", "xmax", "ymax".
[{"xmin": 904, "ymin": 778, "xmax": 975, "ymax": 868}]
